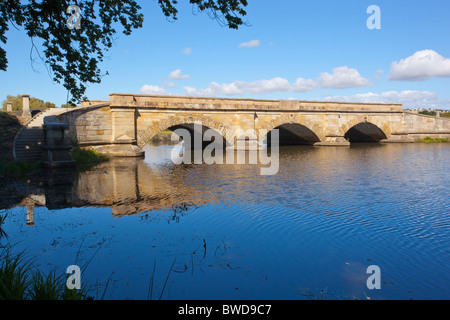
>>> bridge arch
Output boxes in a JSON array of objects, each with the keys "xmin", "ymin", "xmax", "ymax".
[
  {"xmin": 260, "ymin": 114, "xmax": 324, "ymax": 145},
  {"xmin": 342, "ymin": 120, "xmax": 388, "ymax": 142},
  {"xmin": 137, "ymin": 114, "xmax": 235, "ymax": 148},
  {"xmin": 266, "ymin": 123, "xmax": 321, "ymax": 145}
]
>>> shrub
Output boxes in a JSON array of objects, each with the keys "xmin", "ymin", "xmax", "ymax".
[{"xmin": 71, "ymin": 148, "xmax": 108, "ymax": 168}]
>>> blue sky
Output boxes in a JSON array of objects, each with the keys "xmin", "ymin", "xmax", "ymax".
[{"xmin": 1, "ymin": 0, "xmax": 450, "ymax": 109}]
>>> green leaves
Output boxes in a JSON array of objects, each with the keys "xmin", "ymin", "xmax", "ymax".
[
  {"xmin": 0, "ymin": 1, "xmax": 248, "ymax": 103},
  {"xmin": 158, "ymin": 0, "xmax": 248, "ymax": 29},
  {"xmin": 1, "ymin": 0, "xmax": 144, "ymax": 103}
]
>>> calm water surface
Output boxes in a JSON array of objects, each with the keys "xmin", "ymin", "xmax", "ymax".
[{"xmin": 1, "ymin": 143, "xmax": 449, "ymax": 300}]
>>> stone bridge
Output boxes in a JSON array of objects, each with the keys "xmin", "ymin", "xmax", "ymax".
[{"xmin": 52, "ymin": 93, "xmax": 450, "ymax": 157}]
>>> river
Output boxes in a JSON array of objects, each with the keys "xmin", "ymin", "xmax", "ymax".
[{"xmin": 1, "ymin": 143, "xmax": 449, "ymax": 300}]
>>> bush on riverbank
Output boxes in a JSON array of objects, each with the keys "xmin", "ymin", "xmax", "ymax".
[
  {"xmin": 71, "ymin": 148, "xmax": 109, "ymax": 164},
  {"xmin": 71, "ymin": 148, "xmax": 109, "ymax": 170}
]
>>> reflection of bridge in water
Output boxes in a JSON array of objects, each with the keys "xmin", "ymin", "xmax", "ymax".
[
  {"xmin": 74, "ymin": 157, "xmax": 201, "ymax": 216},
  {"xmin": 7, "ymin": 152, "xmax": 263, "ymax": 225},
  {"xmin": 7, "ymin": 157, "xmax": 202, "ymax": 223},
  {"xmin": 6, "ymin": 141, "xmax": 446, "ymax": 228}
]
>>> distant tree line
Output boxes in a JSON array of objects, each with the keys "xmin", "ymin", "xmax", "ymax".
[
  {"xmin": 419, "ymin": 110, "xmax": 436, "ymax": 116},
  {"xmin": 60, "ymin": 102, "xmax": 77, "ymax": 108},
  {"xmin": 419, "ymin": 110, "xmax": 450, "ymax": 118},
  {"xmin": 2, "ymin": 94, "xmax": 56, "ymax": 111}
]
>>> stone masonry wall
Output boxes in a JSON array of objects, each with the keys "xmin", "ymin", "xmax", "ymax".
[{"xmin": 56, "ymin": 105, "xmax": 113, "ymax": 145}]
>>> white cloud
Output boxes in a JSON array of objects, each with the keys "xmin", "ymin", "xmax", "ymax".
[
  {"xmin": 292, "ymin": 78, "xmax": 320, "ymax": 92},
  {"xmin": 389, "ymin": 50, "xmax": 450, "ymax": 81},
  {"xmin": 238, "ymin": 39, "xmax": 261, "ymax": 48},
  {"xmin": 182, "ymin": 47, "xmax": 192, "ymax": 55},
  {"xmin": 182, "ymin": 78, "xmax": 290, "ymax": 97},
  {"xmin": 319, "ymin": 66, "xmax": 373, "ymax": 89},
  {"xmin": 377, "ymin": 91, "xmax": 438, "ymax": 104},
  {"xmin": 323, "ymin": 90, "xmax": 450, "ymax": 108},
  {"xmin": 184, "ymin": 82, "xmax": 244, "ymax": 97},
  {"xmin": 140, "ymin": 85, "xmax": 167, "ymax": 95},
  {"xmin": 238, "ymin": 77, "xmax": 291, "ymax": 94},
  {"xmin": 182, "ymin": 77, "xmax": 319, "ymax": 97},
  {"xmin": 164, "ymin": 82, "xmax": 177, "ymax": 88},
  {"xmin": 181, "ymin": 66, "xmax": 372, "ymax": 97},
  {"xmin": 169, "ymin": 69, "xmax": 190, "ymax": 80}
]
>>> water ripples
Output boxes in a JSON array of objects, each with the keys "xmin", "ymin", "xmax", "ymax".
[{"xmin": 2, "ymin": 143, "xmax": 449, "ymax": 299}]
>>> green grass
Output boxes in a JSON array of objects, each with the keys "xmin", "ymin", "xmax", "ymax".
[
  {"xmin": 0, "ymin": 218, "xmax": 92, "ymax": 300},
  {"xmin": 30, "ymin": 269, "xmax": 89, "ymax": 300},
  {"xmin": 0, "ymin": 246, "xmax": 91, "ymax": 300},
  {"xmin": 416, "ymin": 137, "xmax": 449, "ymax": 143},
  {"xmin": 0, "ymin": 249, "xmax": 32, "ymax": 299},
  {"xmin": 0, "ymin": 160, "xmax": 42, "ymax": 177},
  {"xmin": 0, "ymin": 213, "xmax": 8, "ymax": 240},
  {"xmin": 71, "ymin": 148, "xmax": 109, "ymax": 170}
]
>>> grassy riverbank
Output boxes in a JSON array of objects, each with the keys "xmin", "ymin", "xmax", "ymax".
[
  {"xmin": 416, "ymin": 137, "xmax": 449, "ymax": 143},
  {"xmin": 0, "ymin": 160, "xmax": 43, "ymax": 178},
  {"xmin": 0, "ymin": 149, "xmax": 108, "ymax": 178}
]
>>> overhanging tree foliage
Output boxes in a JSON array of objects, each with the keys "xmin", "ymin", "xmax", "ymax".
[{"xmin": 0, "ymin": 0, "xmax": 248, "ymax": 103}]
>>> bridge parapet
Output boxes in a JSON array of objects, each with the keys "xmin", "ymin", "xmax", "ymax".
[{"xmin": 109, "ymin": 93, "xmax": 403, "ymax": 113}]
